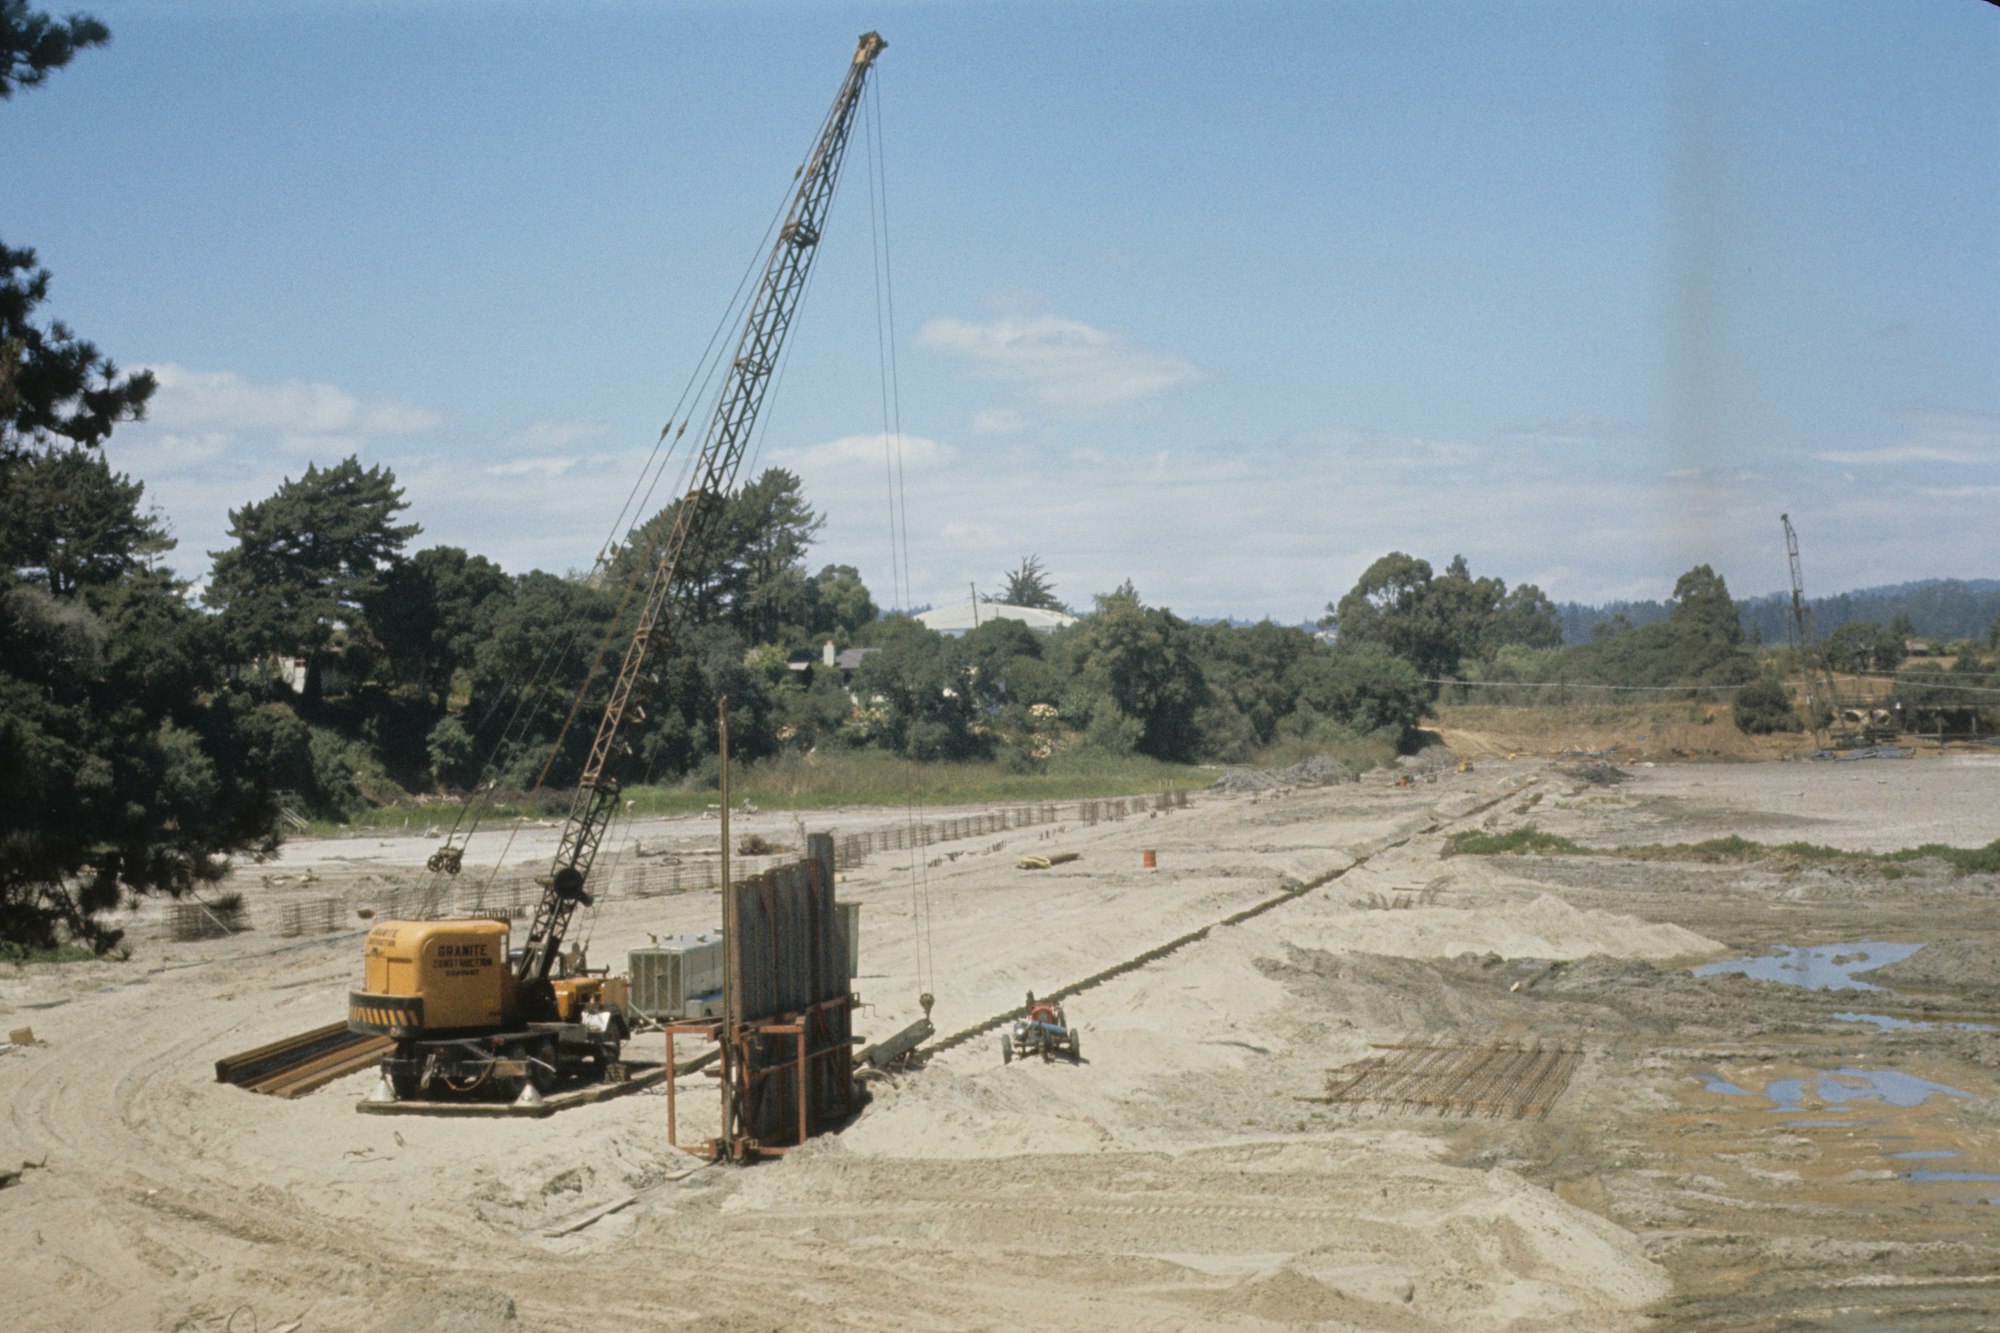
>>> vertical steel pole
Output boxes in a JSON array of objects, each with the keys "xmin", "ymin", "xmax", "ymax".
[
  {"xmin": 665, "ymin": 1029, "xmax": 678, "ymax": 1147},
  {"xmin": 796, "ymin": 1025, "xmax": 808, "ymax": 1146},
  {"xmin": 717, "ymin": 696, "xmax": 738, "ymax": 1149},
  {"xmin": 719, "ymin": 695, "xmax": 733, "ymax": 1030}
]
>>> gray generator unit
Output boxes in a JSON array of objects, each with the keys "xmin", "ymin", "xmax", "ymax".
[{"xmin": 628, "ymin": 932, "xmax": 724, "ymax": 1021}]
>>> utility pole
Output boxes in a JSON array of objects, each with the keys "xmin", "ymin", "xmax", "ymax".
[
  {"xmin": 717, "ymin": 695, "xmax": 742, "ymax": 1146},
  {"xmin": 719, "ymin": 696, "xmax": 736, "ymax": 1029}
]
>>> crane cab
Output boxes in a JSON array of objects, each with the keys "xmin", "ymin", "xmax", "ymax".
[{"xmin": 349, "ymin": 919, "xmax": 514, "ymax": 1038}]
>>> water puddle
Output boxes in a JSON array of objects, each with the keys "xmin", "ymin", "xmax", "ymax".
[
  {"xmin": 1697, "ymin": 1067, "xmax": 1972, "ymax": 1114},
  {"xmin": 1694, "ymin": 941, "xmax": 1921, "ymax": 991},
  {"xmin": 1890, "ymin": 1150, "xmax": 1961, "ymax": 1160},
  {"xmin": 1834, "ymin": 1012, "xmax": 1998, "ymax": 1033},
  {"xmin": 1906, "ymin": 1169, "xmax": 2000, "ymax": 1183}
]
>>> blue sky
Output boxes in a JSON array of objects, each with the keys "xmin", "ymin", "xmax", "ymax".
[{"xmin": 6, "ymin": 1, "xmax": 1996, "ymax": 620}]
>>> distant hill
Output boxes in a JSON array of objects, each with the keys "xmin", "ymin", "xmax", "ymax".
[{"xmin": 1559, "ymin": 579, "xmax": 2000, "ymax": 647}]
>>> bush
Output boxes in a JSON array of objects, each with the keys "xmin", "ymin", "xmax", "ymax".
[
  {"xmin": 1732, "ymin": 677, "xmax": 1799, "ymax": 734},
  {"xmin": 426, "ymin": 715, "xmax": 477, "ymax": 789},
  {"xmin": 1443, "ymin": 828, "xmax": 1590, "ymax": 857}
]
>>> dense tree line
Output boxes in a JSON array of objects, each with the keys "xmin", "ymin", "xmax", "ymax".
[
  {"xmin": 1561, "ymin": 578, "xmax": 2000, "ymax": 649},
  {"xmin": 2, "ymin": 10, "xmax": 285, "ymax": 953},
  {"xmin": 177, "ymin": 457, "xmax": 1441, "ymax": 791}
]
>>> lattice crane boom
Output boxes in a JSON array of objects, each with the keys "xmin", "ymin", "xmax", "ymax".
[{"xmin": 517, "ymin": 31, "xmax": 888, "ymax": 983}]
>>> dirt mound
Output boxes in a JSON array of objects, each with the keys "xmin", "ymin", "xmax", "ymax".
[
  {"xmin": 1869, "ymin": 940, "xmax": 2000, "ymax": 999},
  {"xmin": 1398, "ymin": 744, "xmax": 1458, "ymax": 773},
  {"xmin": 1209, "ymin": 753, "xmax": 1358, "ymax": 792}
]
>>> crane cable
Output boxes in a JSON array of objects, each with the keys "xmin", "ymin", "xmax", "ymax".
[
  {"xmin": 409, "ymin": 163, "xmax": 812, "ymax": 918},
  {"xmin": 462, "ymin": 95, "xmax": 842, "ymax": 937},
  {"xmin": 565, "ymin": 95, "xmax": 873, "ymax": 958},
  {"xmin": 862, "ymin": 73, "xmax": 937, "ymax": 1001}
]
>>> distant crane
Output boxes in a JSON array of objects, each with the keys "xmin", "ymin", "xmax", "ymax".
[{"xmin": 1781, "ymin": 513, "xmax": 1843, "ymax": 743}]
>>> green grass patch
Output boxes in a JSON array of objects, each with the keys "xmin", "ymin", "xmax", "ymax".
[
  {"xmin": 0, "ymin": 941, "xmax": 101, "ymax": 965},
  {"xmin": 1884, "ymin": 840, "xmax": 2000, "ymax": 876},
  {"xmin": 1442, "ymin": 828, "xmax": 1593, "ymax": 857}
]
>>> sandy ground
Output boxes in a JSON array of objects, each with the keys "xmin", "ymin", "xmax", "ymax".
[{"xmin": 4, "ymin": 752, "xmax": 1999, "ymax": 1330}]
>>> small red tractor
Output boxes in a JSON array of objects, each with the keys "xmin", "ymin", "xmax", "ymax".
[{"xmin": 1001, "ymin": 991, "xmax": 1081, "ymax": 1064}]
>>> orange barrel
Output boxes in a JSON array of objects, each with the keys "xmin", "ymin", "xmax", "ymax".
[{"xmin": 1141, "ymin": 849, "xmax": 1157, "ymax": 869}]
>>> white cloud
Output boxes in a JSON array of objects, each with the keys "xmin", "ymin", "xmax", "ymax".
[
  {"xmin": 484, "ymin": 456, "xmax": 582, "ymax": 479},
  {"xmin": 144, "ymin": 363, "xmax": 445, "ymax": 438},
  {"xmin": 113, "ymin": 431, "xmax": 235, "ymax": 476},
  {"xmin": 1816, "ymin": 405, "xmax": 2000, "ymax": 467},
  {"xmin": 106, "ymin": 365, "xmax": 495, "ymax": 575},
  {"xmin": 772, "ymin": 432, "xmax": 949, "ymax": 473},
  {"xmin": 1295, "ymin": 423, "xmax": 1485, "ymax": 471},
  {"xmin": 775, "ymin": 404, "xmax": 2000, "ymax": 622},
  {"xmin": 501, "ymin": 416, "xmax": 612, "ymax": 452},
  {"xmin": 98, "ymin": 362, "xmax": 2000, "ymax": 624},
  {"xmin": 970, "ymin": 407, "xmax": 1030, "ymax": 436},
  {"xmin": 1501, "ymin": 412, "xmax": 1632, "ymax": 447},
  {"xmin": 916, "ymin": 314, "xmax": 1202, "ymax": 431},
  {"xmin": 981, "ymin": 287, "xmax": 1051, "ymax": 314},
  {"xmin": 1816, "ymin": 444, "xmax": 1988, "ymax": 466}
]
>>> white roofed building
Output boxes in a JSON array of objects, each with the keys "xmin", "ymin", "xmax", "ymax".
[{"xmin": 914, "ymin": 602, "xmax": 1077, "ymax": 638}]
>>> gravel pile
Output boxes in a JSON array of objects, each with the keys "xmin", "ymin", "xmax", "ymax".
[
  {"xmin": 1209, "ymin": 754, "xmax": 1358, "ymax": 792},
  {"xmin": 1396, "ymin": 744, "xmax": 1458, "ymax": 773}
]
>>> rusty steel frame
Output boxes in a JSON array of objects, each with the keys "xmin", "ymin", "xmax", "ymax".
[{"xmin": 664, "ymin": 993, "xmax": 855, "ymax": 1161}]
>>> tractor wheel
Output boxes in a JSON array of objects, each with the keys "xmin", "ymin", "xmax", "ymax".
[
  {"xmin": 1000, "ymin": 1035, "xmax": 1013, "ymax": 1064},
  {"xmin": 1069, "ymin": 1033, "xmax": 1081, "ymax": 1061}
]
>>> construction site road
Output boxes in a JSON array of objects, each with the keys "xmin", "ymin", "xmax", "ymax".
[{"xmin": 3, "ymin": 752, "xmax": 1998, "ymax": 1330}]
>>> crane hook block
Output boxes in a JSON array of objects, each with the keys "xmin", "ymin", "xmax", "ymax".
[{"xmin": 552, "ymin": 866, "xmax": 591, "ymax": 906}]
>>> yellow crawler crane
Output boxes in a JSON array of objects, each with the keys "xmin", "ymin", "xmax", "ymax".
[
  {"xmin": 347, "ymin": 31, "xmax": 887, "ymax": 1101},
  {"xmin": 350, "ymin": 919, "xmax": 629, "ymax": 1100}
]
